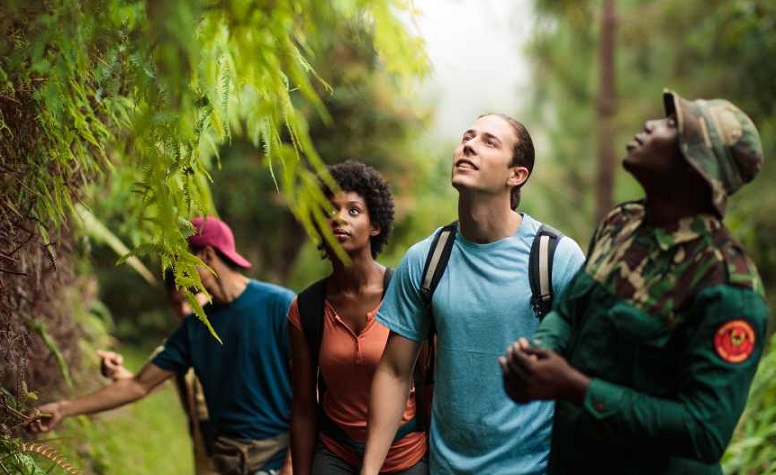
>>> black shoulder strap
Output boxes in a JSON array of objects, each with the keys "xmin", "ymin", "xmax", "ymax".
[
  {"xmin": 415, "ymin": 224, "xmax": 455, "ymax": 431},
  {"xmin": 301, "ymin": 268, "xmax": 416, "ymax": 445},
  {"xmin": 383, "ymin": 267, "xmax": 395, "ymax": 297},
  {"xmin": 299, "ymin": 268, "xmax": 395, "ymax": 365},
  {"xmin": 299, "ymin": 267, "xmax": 396, "ymax": 372},
  {"xmin": 297, "ymin": 278, "xmax": 328, "ymax": 371},
  {"xmin": 420, "ymin": 220, "xmax": 564, "ymax": 321},
  {"xmin": 420, "ymin": 222, "xmax": 458, "ymax": 307},
  {"xmin": 529, "ymin": 223, "xmax": 564, "ymax": 320}
]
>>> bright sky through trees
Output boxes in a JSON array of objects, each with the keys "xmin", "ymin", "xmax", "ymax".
[{"xmin": 413, "ymin": 0, "xmax": 534, "ymax": 140}]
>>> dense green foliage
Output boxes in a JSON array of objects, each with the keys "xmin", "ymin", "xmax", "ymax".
[
  {"xmin": 2, "ymin": 345, "xmax": 194, "ymax": 474},
  {"xmin": 91, "ymin": 18, "xmax": 435, "ymax": 339},
  {"xmin": 0, "ymin": 0, "xmax": 426, "ymax": 370},
  {"xmin": 0, "ymin": 0, "xmax": 428, "ymax": 469}
]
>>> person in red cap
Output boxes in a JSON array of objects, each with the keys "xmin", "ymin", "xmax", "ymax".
[
  {"xmin": 30, "ymin": 216, "xmax": 296, "ymax": 475},
  {"xmin": 96, "ymin": 269, "xmax": 215, "ymax": 475}
]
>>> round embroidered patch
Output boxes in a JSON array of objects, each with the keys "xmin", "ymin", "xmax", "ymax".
[{"xmin": 714, "ymin": 319, "xmax": 755, "ymax": 363}]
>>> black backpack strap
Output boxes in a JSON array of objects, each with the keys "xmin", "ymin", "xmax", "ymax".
[
  {"xmin": 383, "ymin": 267, "xmax": 395, "ymax": 298},
  {"xmin": 299, "ymin": 268, "xmax": 395, "ymax": 391},
  {"xmin": 318, "ymin": 408, "xmax": 418, "ymax": 459},
  {"xmin": 529, "ymin": 223, "xmax": 564, "ymax": 320},
  {"xmin": 301, "ymin": 268, "xmax": 394, "ymax": 362},
  {"xmin": 297, "ymin": 278, "xmax": 328, "ymax": 371},
  {"xmin": 415, "ymin": 224, "xmax": 456, "ymax": 431},
  {"xmin": 301, "ymin": 268, "xmax": 424, "ymax": 448},
  {"xmin": 420, "ymin": 222, "xmax": 458, "ymax": 307}
]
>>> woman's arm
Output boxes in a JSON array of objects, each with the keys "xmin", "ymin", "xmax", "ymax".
[
  {"xmin": 289, "ymin": 324, "xmax": 319, "ymax": 475},
  {"xmin": 360, "ymin": 332, "xmax": 422, "ymax": 475}
]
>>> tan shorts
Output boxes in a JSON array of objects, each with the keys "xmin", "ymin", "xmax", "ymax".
[{"xmin": 210, "ymin": 432, "xmax": 288, "ymax": 475}]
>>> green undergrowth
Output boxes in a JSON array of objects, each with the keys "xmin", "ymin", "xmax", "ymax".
[{"xmin": 38, "ymin": 345, "xmax": 192, "ymax": 475}]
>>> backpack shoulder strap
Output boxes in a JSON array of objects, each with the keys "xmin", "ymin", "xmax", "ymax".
[
  {"xmin": 299, "ymin": 267, "xmax": 394, "ymax": 376},
  {"xmin": 297, "ymin": 277, "xmax": 328, "ymax": 370},
  {"xmin": 415, "ymin": 224, "xmax": 455, "ymax": 432},
  {"xmin": 529, "ymin": 223, "xmax": 564, "ymax": 320},
  {"xmin": 383, "ymin": 267, "xmax": 395, "ymax": 298},
  {"xmin": 420, "ymin": 222, "xmax": 458, "ymax": 307}
]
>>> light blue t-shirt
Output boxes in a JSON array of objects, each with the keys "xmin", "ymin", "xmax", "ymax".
[
  {"xmin": 153, "ymin": 280, "xmax": 295, "ymax": 471},
  {"xmin": 377, "ymin": 214, "xmax": 585, "ymax": 475}
]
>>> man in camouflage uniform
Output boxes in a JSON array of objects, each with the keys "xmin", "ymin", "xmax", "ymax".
[{"xmin": 498, "ymin": 90, "xmax": 768, "ymax": 474}]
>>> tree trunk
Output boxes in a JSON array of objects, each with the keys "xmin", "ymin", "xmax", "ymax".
[{"xmin": 596, "ymin": 0, "xmax": 617, "ymax": 224}]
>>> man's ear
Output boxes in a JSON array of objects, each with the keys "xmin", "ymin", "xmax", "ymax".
[
  {"xmin": 200, "ymin": 246, "xmax": 217, "ymax": 264},
  {"xmin": 507, "ymin": 165, "xmax": 530, "ymax": 188}
]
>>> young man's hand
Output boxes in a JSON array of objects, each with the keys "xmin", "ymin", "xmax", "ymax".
[
  {"xmin": 97, "ymin": 349, "xmax": 134, "ymax": 381},
  {"xmin": 499, "ymin": 338, "xmax": 590, "ymax": 405},
  {"xmin": 27, "ymin": 401, "xmax": 66, "ymax": 433}
]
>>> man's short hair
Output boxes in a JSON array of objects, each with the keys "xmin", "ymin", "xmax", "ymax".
[{"xmin": 481, "ymin": 113, "xmax": 535, "ymax": 210}]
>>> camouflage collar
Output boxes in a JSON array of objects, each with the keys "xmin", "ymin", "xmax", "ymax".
[{"xmin": 644, "ymin": 213, "xmax": 721, "ymax": 251}]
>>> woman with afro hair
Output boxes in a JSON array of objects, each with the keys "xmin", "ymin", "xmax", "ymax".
[{"xmin": 288, "ymin": 161, "xmax": 428, "ymax": 475}]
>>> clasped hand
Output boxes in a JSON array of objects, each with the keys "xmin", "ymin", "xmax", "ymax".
[{"xmin": 498, "ymin": 337, "xmax": 586, "ymax": 404}]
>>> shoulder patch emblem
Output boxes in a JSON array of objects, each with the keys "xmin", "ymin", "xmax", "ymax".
[{"xmin": 714, "ymin": 319, "xmax": 755, "ymax": 363}]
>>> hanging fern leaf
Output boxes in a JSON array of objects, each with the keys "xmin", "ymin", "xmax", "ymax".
[{"xmin": 0, "ymin": 3, "xmax": 428, "ymax": 465}]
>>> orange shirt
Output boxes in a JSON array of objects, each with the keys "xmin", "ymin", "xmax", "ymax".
[{"xmin": 289, "ymin": 300, "xmax": 426, "ymax": 472}]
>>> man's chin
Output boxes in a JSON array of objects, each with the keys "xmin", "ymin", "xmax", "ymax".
[
  {"xmin": 621, "ymin": 159, "xmax": 652, "ymax": 191},
  {"xmin": 450, "ymin": 175, "xmax": 467, "ymax": 190},
  {"xmin": 621, "ymin": 156, "xmax": 637, "ymax": 174}
]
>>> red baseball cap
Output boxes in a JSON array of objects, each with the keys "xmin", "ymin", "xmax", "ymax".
[{"xmin": 187, "ymin": 216, "xmax": 251, "ymax": 269}]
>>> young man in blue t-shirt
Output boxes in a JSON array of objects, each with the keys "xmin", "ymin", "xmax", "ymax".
[
  {"xmin": 360, "ymin": 114, "xmax": 585, "ymax": 475},
  {"xmin": 30, "ymin": 216, "xmax": 295, "ymax": 475}
]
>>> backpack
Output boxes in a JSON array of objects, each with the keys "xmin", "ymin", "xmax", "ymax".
[
  {"xmin": 297, "ymin": 268, "xmax": 432, "ymax": 457},
  {"xmin": 420, "ymin": 220, "xmax": 564, "ymax": 321}
]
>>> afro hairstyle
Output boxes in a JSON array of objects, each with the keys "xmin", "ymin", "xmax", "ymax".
[{"xmin": 323, "ymin": 160, "xmax": 395, "ymax": 258}]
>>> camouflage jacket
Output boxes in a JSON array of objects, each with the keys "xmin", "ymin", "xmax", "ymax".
[{"xmin": 535, "ymin": 200, "xmax": 769, "ymax": 475}]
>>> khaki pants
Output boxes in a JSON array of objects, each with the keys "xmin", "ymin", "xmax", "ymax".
[
  {"xmin": 174, "ymin": 371, "xmax": 217, "ymax": 474},
  {"xmin": 211, "ymin": 432, "xmax": 289, "ymax": 475}
]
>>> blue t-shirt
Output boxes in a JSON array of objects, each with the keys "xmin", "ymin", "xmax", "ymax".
[
  {"xmin": 377, "ymin": 214, "xmax": 585, "ymax": 475},
  {"xmin": 153, "ymin": 280, "xmax": 294, "ymax": 470}
]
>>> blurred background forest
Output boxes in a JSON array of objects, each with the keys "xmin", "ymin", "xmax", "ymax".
[{"xmin": 1, "ymin": 0, "xmax": 776, "ymax": 473}]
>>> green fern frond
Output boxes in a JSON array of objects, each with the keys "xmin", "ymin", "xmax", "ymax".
[{"xmin": 2, "ymin": 0, "xmax": 429, "ymax": 409}]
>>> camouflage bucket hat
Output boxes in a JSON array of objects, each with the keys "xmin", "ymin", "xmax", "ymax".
[{"xmin": 663, "ymin": 89, "xmax": 764, "ymax": 217}]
